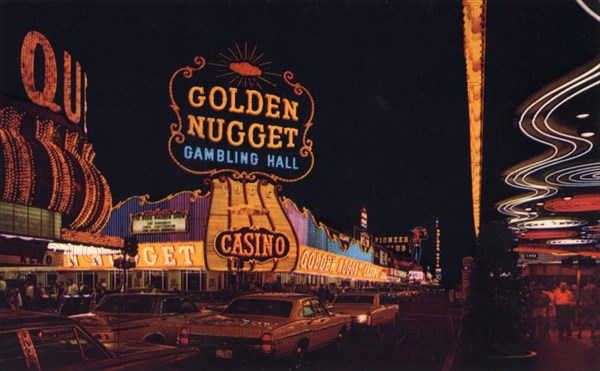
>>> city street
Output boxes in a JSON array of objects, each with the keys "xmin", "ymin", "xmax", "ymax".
[
  {"xmin": 196, "ymin": 294, "xmax": 463, "ymax": 371},
  {"xmin": 1, "ymin": 1, "xmax": 598, "ymax": 370}
]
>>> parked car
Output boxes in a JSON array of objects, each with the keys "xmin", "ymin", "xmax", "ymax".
[
  {"xmin": 331, "ymin": 292, "xmax": 399, "ymax": 334},
  {"xmin": 387, "ymin": 289, "xmax": 413, "ymax": 303},
  {"xmin": 178, "ymin": 292, "xmax": 352, "ymax": 368},
  {"xmin": 71, "ymin": 293, "xmax": 211, "ymax": 345},
  {"xmin": 0, "ymin": 309, "xmax": 199, "ymax": 370},
  {"xmin": 57, "ymin": 295, "xmax": 95, "ymax": 316}
]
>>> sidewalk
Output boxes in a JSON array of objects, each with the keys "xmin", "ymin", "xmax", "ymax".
[
  {"xmin": 527, "ymin": 330, "xmax": 600, "ymax": 371},
  {"xmin": 450, "ymin": 324, "xmax": 600, "ymax": 371}
]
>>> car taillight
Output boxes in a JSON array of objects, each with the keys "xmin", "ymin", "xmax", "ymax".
[
  {"xmin": 95, "ymin": 333, "xmax": 111, "ymax": 341},
  {"xmin": 261, "ymin": 333, "xmax": 273, "ymax": 353},
  {"xmin": 178, "ymin": 327, "xmax": 190, "ymax": 346}
]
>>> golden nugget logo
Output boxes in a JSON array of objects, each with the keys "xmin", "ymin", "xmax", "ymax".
[{"xmin": 168, "ymin": 43, "xmax": 315, "ymax": 182}]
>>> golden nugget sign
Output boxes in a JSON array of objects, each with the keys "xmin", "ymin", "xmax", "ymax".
[
  {"xmin": 215, "ymin": 227, "xmax": 290, "ymax": 262},
  {"xmin": 60, "ymin": 243, "xmax": 205, "ymax": 270},
  {"xmin": 168, "ymin": 43, "xmax": 315, "ymax": 182},
  {"xmin": 296, "ymin": 246, "xmax": 387, "ymax": 281}
]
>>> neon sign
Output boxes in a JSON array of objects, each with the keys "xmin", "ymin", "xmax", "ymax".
[
  {"xmin": 20, "ymin": 31, "xmax": 87, "ymax": 132},
  {"xmin": 168, "ymin": 43, "xmax": 315, "ymax": 182},
  {"xmin": 214, "ymin": 227, "xmax": 290, "ymax": 262}
]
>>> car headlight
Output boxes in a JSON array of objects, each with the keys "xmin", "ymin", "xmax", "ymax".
[{"xmin": 356, "ymin": 314, "xmax": 368, "ymax": 323}]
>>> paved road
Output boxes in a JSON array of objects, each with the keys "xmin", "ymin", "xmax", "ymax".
[{"xmin": 196, "ymin": 294, "xmax": 462, "ymax": 371}]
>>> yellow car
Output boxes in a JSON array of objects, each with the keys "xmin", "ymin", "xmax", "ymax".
[
  {"xmin": 178, "ymin": 292, "xmax": 352, "ymax": 368},
  {"xmin": 72, "ymin": 293, "xmax": 211, "ymax": 345},
  {"xmin": 331, "ymin": 292, "xmax": 399, "ymax": 334}
]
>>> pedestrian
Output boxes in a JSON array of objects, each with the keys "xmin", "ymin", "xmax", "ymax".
[
  {"xmin": 577, "ymin": 279, "xmax": 598, "ymax": 339},
  {"xmin": 0, "ymin": 274, "xmax": 7, "ymax": 309},
  {"xmin": 554, "ymin": 282, "xmax": 575, "ymax": 338},
  {"xmin": 66, "ymin": 279, "xmax": 79, "ymax": 296},
  {"xmin": 91, "ymin": 282, "xmax": 105, "ymax": 307},
  {"xmin": 570, "ymin": 284, "xmax": 580, "ymax": 326},
  {"xmin": 99, "ymin": 278, "xmax": 107, "ymax": 290},
  {"xmin": 8, "ymin": 287, "xmax": 23, "ymax": 310},
  {"xmin": 543, "ymin": 286, "xmax": 556, "ymax": 338},
  {"xmin": 78, "ymin": 281, "xmax": 91, "ymax": 295},
  {"xmin": 448, "ymin": 287, "xmax": 456, "ymax": 306},
  {"xmin": 530, "ymin": 282, "xmax": 551, "ymax": 342},
  {"xmin": 24, "ymin": 281, "xmax": 35, "ymax": 310},
  {"xmin": 318, "ymin": 284, "xmax": 325, "ymax": 301},
  {"xmin": 54, "ymin": 280, "xmax": 65, "ymax": 306},
  {"xmin": 33, "ymin": 282, "xmax": 45, "ymax": 310}
]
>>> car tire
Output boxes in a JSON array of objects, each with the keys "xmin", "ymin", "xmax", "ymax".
[
  {"xmin": 290, "ymin": 339, "xmax": 308, "ymax": 370},
  {"xmin": 144, "ymin": 334, "xmax": 165, "ymax": 344},
  {"xmin": 335, "ymin": 326, "xmax": 348, "ymax": 350},
  {"xmin": 377, "ymin": 325, "xmax": 386, "ymax": 345}
]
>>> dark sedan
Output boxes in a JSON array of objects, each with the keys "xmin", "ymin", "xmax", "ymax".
[{"xmin": 0, "ymin": 310, "xmax": 199, "ymax": 370}]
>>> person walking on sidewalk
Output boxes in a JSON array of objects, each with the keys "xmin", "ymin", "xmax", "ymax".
[
  {"xmin": 554, "ymin": 282, "xmax": 575, "ymax": 338},
  {"xmin": 577, "ymin": 279, "xmax": 598, "ymax": 339},
  {"xmin": 544, "ymin": 286, "xmax": 556, "ymax": 338},
  {"xmin": 531, "ymin": 282, "xmax": 551, "ymax": 341}
]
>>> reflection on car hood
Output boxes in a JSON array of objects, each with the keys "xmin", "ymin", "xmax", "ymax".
[
  {"xmin": 187, "ymin": 314, "xmax": 286, "ymax": 337},
  {"xmin": 331, "ymin": 304, "xmax": 377, "ymax": 315},
  {"xmin": 104, "ymin": 340, "xmax": 188, "ymax": 356},
  {"xmin": 71, "ymin": 312, "xmax": 156, "ymax": 328}
]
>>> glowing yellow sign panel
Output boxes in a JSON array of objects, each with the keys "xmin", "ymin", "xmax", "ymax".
[
  {"xmin": 59, "ymin": 242, "xmax": 206, "ymax": 270},
  {"xmin": 295, "ymin": 246, "xmax": 387, "ymax": 282},
  {"xmin": 204, "ymin": 178, "xmax": 298, "ymax": 272}
]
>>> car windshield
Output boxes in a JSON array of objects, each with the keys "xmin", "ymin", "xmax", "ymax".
[
  {"xmin": 334, "ymin": 295, "xmax": 374, "ymax": 304},
  {"xmin": 94, "ymin": 296, "xmax": 155, "ymax": 313},
  {"xmin": 222, "ymin": 299, "xmax": 293, "ymax": 318}
]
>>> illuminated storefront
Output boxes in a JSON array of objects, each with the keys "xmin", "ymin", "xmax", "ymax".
[
  {"xmin": 83, "ymin": 181, "xmax": 386, "ymax": 291},
  {"xmin": 2, "ymin": 38, "xmax": 389, "ymax": 291},
  {"xmin": 1, "ymin": 31, "xmax": 120, "ymax": 285}
]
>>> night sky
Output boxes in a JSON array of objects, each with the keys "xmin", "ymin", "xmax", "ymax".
[{"xmin": 1, "ymin": 0, "xmax": 597, "ymax": 284}]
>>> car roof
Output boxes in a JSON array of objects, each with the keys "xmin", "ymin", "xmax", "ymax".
[
  {"xmin": 235, "ymin": 292, "xmax": 314, "ymax": 300},
  {"xmin": 336, "ymin": 292, "xmax": 377, "ymax": 296},
  {"xmin": 102, "ymin": 293, "xmax": 182, "ymax": 298},
  {"xmin": 0, "ymin": 309, "xmax": 77, "ymax": 331}
]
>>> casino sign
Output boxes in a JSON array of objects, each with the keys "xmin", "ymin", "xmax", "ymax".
[{"xmin": 168, "ymin": 43, "xmax": 315, "ymax": 183}]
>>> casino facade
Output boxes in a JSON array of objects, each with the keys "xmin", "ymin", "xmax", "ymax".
[
  {"xmin": 0, "ymin": 31, "xmax": 394, "ymax": 292},
  {"xmin": 63, "ymin": 182, "xmax": 388, "ymax": 292},
  {"xmin": 0, "ymin": 31, "xmax": 122, "ymax": 286}
]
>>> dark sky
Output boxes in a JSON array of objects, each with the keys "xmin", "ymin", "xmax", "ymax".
[{"xmin": 1, "ymin": 0, "xmax": 597, "ymax": 283}]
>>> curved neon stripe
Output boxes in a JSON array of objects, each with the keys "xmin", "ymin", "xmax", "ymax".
[{"xmin": 498, "ymin": 62, "xmax": 599, "ymax": 223}]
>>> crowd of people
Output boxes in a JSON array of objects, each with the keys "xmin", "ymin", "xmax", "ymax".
[
  {"xmin": 0, "ymin": 275, "xmax": 108, "ymax": 312},
  {"xmin": 527, "ymin": 278, "xmax": 599, "ymax": 342}
]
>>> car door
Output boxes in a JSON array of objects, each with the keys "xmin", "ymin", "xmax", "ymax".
[
  {"xmin": 300, "ymin": 299, "xmax": 322, "ymax": 350},
  {"xmin": 309, "ymin": 298, "xmax": 337, "ymax": 345},
  {"xmin": 1, "ymin": 330, "xmax": 33, "ymax": 370},
  {"xmin": 159, "ymin": 297, "xmax": 199, "ymax": 344}
]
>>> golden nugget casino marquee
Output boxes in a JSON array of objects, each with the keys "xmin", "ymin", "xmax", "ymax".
[
  {"xmin": 94, "ymin": 44, "xmax": 385, "ymax": 282},
  {"xmin": 168, "ymin": 43, "xmax": 315, "ymax": 183},
  {"xmin": 165, "ymin": 45, "xmax": 310, "ymax": 273}
]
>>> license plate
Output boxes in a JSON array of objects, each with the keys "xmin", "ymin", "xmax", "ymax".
[{"xmin": 216, "ymin": 349, "xmax": 233, "ymax": 359}]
